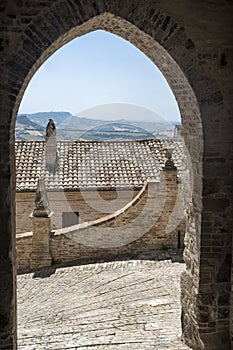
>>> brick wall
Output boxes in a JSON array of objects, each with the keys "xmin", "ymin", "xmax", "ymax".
[
  {"xmin": 17, "ymin": 173, "xmax": 186, "ymax": 271},
  {"xmin": 16, "ymin": 233, "xmax": 32, "ymax": 271},
  {"xmin": 16, "ymin": 189, "xmax": 140, "ymax": 233},
  {"xmin": 50, "ymin": 177, "xmax": 185, "ymax": 265}
]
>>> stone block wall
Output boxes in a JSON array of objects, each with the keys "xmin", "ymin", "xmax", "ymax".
[
  {"xmin": 16, "ymin": 233, "xmax": 32, "ymax": 271},
  {"xmin": 50, "ymin": 180, "xmax": 185, "ymax": 265},
  {"xmin": 17, "ymin": 172, "xmax": 185, "ymax": 271},
  {"xmin": 30, "ymin": 214, "xmax": 53, "ymax": 269},
  {"xmin": 16, "ymin": 190, "xmax": 139, "ymax": 233}
]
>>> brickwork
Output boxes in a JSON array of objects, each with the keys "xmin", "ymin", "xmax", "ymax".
[
  {"xmin": 30, "ymin": 214, "xmax": 53, "ymax": 269},
  {"xmin": 0, "ymin": 1, "xmax": 232, "ymax": 349},
  {"xmin": 51, "ymin": 174, "xmax": 185, "ymax": 265},
  {"xmin": 16, "ymin": 233, "xmax": 32, "ymax": 271},
  {"xmin": 16, "ymin": 190, "xmax": 139, "ymax": 233},
  {"xmin": 16, "ymin": 173, "xmax": 185, "ymax": 272}
]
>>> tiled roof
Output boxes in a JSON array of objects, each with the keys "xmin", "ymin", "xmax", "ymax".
[{"xmin": 15, "ymin": 139, "xmax": 186, "ymax": 191}]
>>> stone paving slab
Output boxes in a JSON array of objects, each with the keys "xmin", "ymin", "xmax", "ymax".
[{"xmin": 17, "ymin": 258, "xmax": 192, "ymax": 350}]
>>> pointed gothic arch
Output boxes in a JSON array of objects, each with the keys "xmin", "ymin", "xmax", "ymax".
[{"xmin": 0, "ymin": 3, "xmax": 232, "ymax": 350}]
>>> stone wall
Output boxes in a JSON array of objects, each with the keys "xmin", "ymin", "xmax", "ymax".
[
  {"xmin": 16, "ymin": 190, "xmax": 139, "ymax": 233},
  {"xmin": 17, "ymin": 173, "xmax": 186, "ymax": 272},
  {"xmin": 16, "ymin": 233, "xmax": 32, "ymax": 271},
  {"xmin": 51, "ymin": 176, "xmax": 185, "ymax": 265}
]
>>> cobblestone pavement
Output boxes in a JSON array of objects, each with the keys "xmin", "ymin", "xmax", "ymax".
[{"xmin": 17, "ymin": 255, "xmax": 192, "ymax": 350}]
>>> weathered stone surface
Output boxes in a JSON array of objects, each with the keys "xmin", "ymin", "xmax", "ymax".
[
  {"xmin": 32, "ymin": 178, "xmax": 51, "ymax": 217},
  {"xmin": 17, "ymin": 256, "xmax": 191, "ymax": 350},
  {"xmin": 30, "ymin": 207, "xmax": 53, "ymax": 269}
]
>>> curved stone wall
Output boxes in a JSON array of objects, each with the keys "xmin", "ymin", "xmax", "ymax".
[{"xmin": 17, "ymin": 175, "xmax": 185, "ymax": 271}]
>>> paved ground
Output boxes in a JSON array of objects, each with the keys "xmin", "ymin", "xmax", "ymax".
[{"xmin": 17, "ymin": 253, "xmax": 192, "ymax": 350}]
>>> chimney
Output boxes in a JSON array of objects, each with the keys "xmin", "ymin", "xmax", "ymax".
[
  {"xmin": 45, "ymin": 118, "xmax": 58, "ymax": 172},
  {"xmin": 164, "ymin": 148, "xmax": 177, "ymax": 171}
]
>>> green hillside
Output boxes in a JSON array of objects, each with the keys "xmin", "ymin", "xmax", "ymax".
[{"xmin": 80, "ymin": 122, "xmax": 155, "ymax": 140}]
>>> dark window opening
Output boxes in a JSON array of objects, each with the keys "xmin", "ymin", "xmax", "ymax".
[{"xmin": 62, "ymin": 211, "xmax": 79, "ymax": 228}]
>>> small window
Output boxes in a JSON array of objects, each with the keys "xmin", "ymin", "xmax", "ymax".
[{"xmin": 62, "ymin": 211, "xmax": 79, "ymax": 228}]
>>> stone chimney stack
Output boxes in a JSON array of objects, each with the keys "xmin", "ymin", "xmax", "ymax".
[
  {"xmin": 164, "ymin": 148, "xmax": 177, "ymax": 171},
  {"xmin": 45, "ymin": 118, "xmax": 58, "ymax": 172}
]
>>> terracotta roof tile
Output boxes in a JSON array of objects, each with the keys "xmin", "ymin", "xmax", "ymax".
[{"xmin": 15, "ymin": 139, "xmax": 185, "ymax": 191}]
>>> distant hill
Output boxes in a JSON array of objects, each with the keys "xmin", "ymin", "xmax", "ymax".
[
  {"xmin": 80, "ymin": 122, "xmax": 155, "ymax": 141},
  {"xmin": 114, "ymin": 119, "xmax": 173, "ymax": 133},
  {"xmin": 21, "ymin": 111, "xmax": 72, "ymax": 127},
  {"xmin": 16, "ymin": 111, "xmax": 179, "ymax": 141},
  {"xmin": 16, "ymin": 115, "xmax": 44, "ymax": 140},
  {"xmin": 17, "ymin": 115, "xmax": 43, "ymax": 130},
  {"xmin": 58, "ymin": 115, "xmax": 109, "ymax": 130}
]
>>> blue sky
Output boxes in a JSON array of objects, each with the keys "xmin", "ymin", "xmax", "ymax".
[{"xmin": 19, "ymin": 30, "xmax": 180, "ymax": 122}]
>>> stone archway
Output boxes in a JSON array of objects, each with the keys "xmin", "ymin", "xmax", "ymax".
[{"xmin": 0, "ymin": 2, "xmax": 232, "ymax": 350}]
